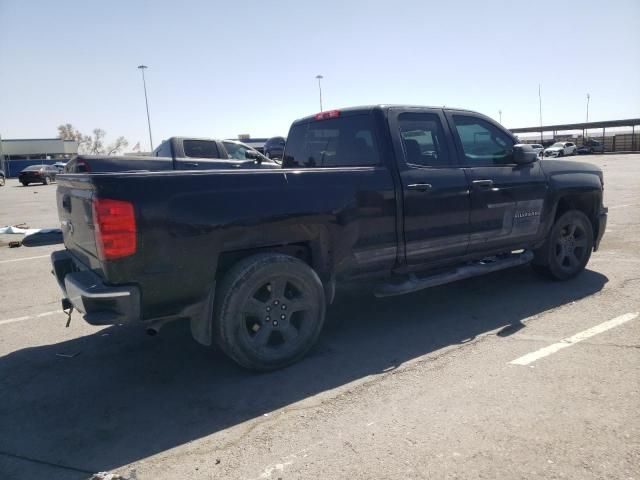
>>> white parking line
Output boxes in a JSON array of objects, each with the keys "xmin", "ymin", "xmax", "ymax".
[
  {"xmin": 608, "ymin": 203, "xmax": 638, "ymax": 209},
  {"xmin": 0, "ymin": 254, "xmax": 50, "ymax": 264},
  {"xmin": 0, "ymin": 310, "xmax": 63, "ymax": 326},
  {"xmin": 510, "ymin": 312, "xmax": 638, "ymax": 366}
]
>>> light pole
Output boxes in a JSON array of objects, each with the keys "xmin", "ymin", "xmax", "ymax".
[
  {"xmin": 315, "ymin": 75, "xmax": 324, "ymax": 112},
  {"xmin": 137, "ymin": 65, "xmax": 154, "ymax": 151},
  {"xmin": 586, "ymin": 93, "xmax": 590, "ymax": 123},
  {"xmin": 498, "ymin": 110, "xmax": 502, "ymax": 124},
  {"xmin": 538, "ymin": 84, "xmax": 543, "ymax": 143}
]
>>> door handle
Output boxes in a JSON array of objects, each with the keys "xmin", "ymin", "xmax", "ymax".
[
  {"xmin": 471, "ymin": 179, "xmax": 494, "ymax": 189},
  {"xmin": 182, "ymin": 162, "xmax": 199, "ymax": 168},
  {"xmin": 406, "ymin": 183, "xmax": 432, "ymax": 192}
]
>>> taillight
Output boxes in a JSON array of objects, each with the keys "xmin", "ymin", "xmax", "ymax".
[
  {"xmin": 314, "ymin": 109, "xmax": 340, "ymax": 121},
  {"xmin": 77, "ymin": 159, "xmax": 91, "ymax": 172},
  {"xmin": 92, "ymin": 198, "xmax": 137, "ymax": 261}
]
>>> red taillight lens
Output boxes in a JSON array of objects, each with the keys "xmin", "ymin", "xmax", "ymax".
[
  {"xmin": 92, "ymin": 198, "xmax": 137, "ymax": 261},
  {"xmin": 77, "ymin": 159, "xmax": 91, "ymax": 172},
  {"xmin": 314, "ymin": 109, "xmax": 340, "ymax": 121}
]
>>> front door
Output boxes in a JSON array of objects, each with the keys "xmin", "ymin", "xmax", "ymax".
[
  {"xmin": 388, "ymin": 108, "xmax": 470, "ymax": 267},
  {"xmin": 446, "ymin": 112, "xmax": 548, "ymax": 254}
]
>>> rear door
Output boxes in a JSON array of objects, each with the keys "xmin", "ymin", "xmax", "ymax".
[
  {"xmin": 388, "ymin": 108, "xmax": 470, "ymax": 266},
  {"xmin": 175, "ymin": 139, "xmax": 228, "ymax": 170},
  {"xmin": 282, "ymin": 111, "xmax": 398, "ymax": 276},
  {"xmin": 446, "ymin": 111, "xmax": 548, "ymax": 254}
]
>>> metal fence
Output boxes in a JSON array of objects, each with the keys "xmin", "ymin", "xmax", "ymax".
[{"xmin": 511, "ymin": 119, "xmax": 640, "ymax": 153}]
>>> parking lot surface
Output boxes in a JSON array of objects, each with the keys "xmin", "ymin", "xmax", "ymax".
[{"xmin": 0, "ymin": 155, "xmax": 638, "ymax": 480}]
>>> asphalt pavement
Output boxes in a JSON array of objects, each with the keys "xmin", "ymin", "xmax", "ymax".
[{"xmin": 0, "ymin": 155, "xmax": 638, "ymax": 480}]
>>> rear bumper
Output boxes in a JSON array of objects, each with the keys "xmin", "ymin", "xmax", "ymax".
[
  {"xmin": 51, "ymin": 250, "xmax": 140, "ymax": 325},
  {"xmin": 594, "ymin": 206, "xmax": 608, "ymax": 251}
]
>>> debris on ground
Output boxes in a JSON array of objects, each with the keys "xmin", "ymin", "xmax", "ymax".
[
  {"xmin": 0, "ymin": 225, "xmax": 30, "ymax": 234},
  {"xmin": 8, "ymin": 241, "xmax": 21, "ymax": 248},
  {"xmin": 21, "ymin": 228, "xmax": 63, "ymax": 246},
  {"xmin": 88, "ymin": 473, "xmax": 127, "ymax": 480},
  {"xmin": 0, "ymin": 225, "xmax": 62, "ymax": 245}
]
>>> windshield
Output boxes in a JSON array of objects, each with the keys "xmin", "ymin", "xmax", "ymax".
[
  {"xmin": 551, "ymin": 142, "xmax": 565, "ymax": 147},
  {"xmin": 23, "ymin": 165, "xmax": 43, "ymax": 171}
]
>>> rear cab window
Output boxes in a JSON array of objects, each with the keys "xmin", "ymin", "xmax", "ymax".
[
  {"xmin": 154, "ymin": 141, "xmax": 172, "ymax": 157},
  {"xmin": 283, "ymin": 113, "xmax": 381, "ymax": 168}
]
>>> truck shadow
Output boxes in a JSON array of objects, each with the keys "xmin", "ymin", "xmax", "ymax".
[{"xmin": 0, "ymin": 266, "xmax": 607, "ymax": 477}]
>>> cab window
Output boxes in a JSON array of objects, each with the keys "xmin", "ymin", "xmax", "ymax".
[
  {"xmin": 398, "ymin": 113, "xmax": 450, "ymax": 167},
  {"xmin": 452, "ymin": 115, "xmax": 515, "ymax": 166},
  {"xmin": 283, "ymin": 114, "xmax": 381, "ymax": 168},
  {"xmin": 183, "ymin": 140, "xmax": 220, "ymax": 159}
]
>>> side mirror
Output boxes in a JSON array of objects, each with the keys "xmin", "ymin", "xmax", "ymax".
[
  {"xmin": 513, "ymin": 144, "xmax": 538, "ymax": 164},
  {"xmin": 245, "ymin": 150, "xmax": 262, "ymax": 162}
]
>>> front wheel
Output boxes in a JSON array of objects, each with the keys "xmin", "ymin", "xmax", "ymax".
[
  {"xmin": 214, "ymin": 253, "xmax": 326, "ymax": 371},
  {"xmin": 21, "ymin": 181, "xmax": 29, "ymax": 187},
  {"xmin": 533, "ymin": 210, "xmax": 594, "ymax": 280},
  {"xmin": 0, "ymin": 176, "xmax": 5, "ymax": 187}
]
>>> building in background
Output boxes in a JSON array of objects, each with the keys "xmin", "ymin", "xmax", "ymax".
[{"xmin": 0, "ymin": 138, "xmax": 78, "ymax": 177}]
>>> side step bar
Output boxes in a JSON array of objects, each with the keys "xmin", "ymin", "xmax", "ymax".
[{"xmin": 374, "ymin": 251, "xmax": 534, "ymax": 298}]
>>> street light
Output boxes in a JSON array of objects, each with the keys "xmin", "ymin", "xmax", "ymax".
[
  {"xmin": 137, "ymin": 65, "xmax": 154, "ymax": 151},
  {"xmin": 586, "ymin": 93, "xmax": 590, "ymax": 123},
  {"xmin": 538, "ymin": 84, "xmax": 543, "ymax": 143},
  {"xmin": 315, "ymin": 75, "xmax": 324, "ymax": 112}
]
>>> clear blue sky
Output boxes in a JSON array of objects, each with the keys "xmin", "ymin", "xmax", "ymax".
[{"xmin": 1, "ymin": 0, "xmax": 638, "ymax": 150}]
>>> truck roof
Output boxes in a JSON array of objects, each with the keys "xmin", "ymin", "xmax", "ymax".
[{"xmin": 292, "ymin": 104, "xmax": 479, "ymax": 124}]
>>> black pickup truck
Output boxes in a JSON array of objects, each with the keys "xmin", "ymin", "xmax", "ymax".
[
  {"xmin": 51, "ymin": 105, "xmax": 607, "ymax": 370},
  {"xmin": 65, "ymin": 137, "xmax": 276, "ymax": 173}
]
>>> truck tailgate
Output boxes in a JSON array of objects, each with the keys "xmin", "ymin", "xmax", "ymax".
[{"xmin": 56, "ymin": 175, "xmax": 101, "ymax": 268}]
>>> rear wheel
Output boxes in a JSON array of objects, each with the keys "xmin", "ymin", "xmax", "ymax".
[
  {"xmin": 214, "ymin": 253, "xmax": 325, "ymax": 371},
  {"xmin": 533, "ymin": 210, "xmax": 593, "ymax": 280},
  {"xmin": 0, "ymin": 175, "xmax": 4, "ymax": 187},
  {"xmin": 43, "ymin": 176, "xmax": 50, "ymax": 185}
]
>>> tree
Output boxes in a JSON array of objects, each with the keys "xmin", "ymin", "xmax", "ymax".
[{"xmin": 57, "ymin": 124, "xmax": 129, "ymax": 155}]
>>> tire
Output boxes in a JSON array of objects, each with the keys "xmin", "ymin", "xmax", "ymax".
[
  {"xmin": 558, "ymin": 151, "xmax": 564, "ymax": 157},
  {"xmin": 21, "ymin": 181, "xmax": 29, "ymax": 187},
  {"xmin": 214, "ymin": 253, "xmax": 326, "ymax": 371},
  {"xmin": 0, "ymin": 176, "xmax": 4, "ymax": 187},
  {"xmin": 43, "ymin": 176, "xmax": 50, "ymax": 185},
  {"xmin": 533, "ymin": 210, "xmax": 594, "ymax": 280}
]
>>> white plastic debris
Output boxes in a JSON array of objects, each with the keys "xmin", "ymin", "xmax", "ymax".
[
  {"xmin": 0, "ymin": 226, "xmax": 29, "ymax": 234},
  {"xmin": 89, "ymin": 472, "xmax": 127, "ymax": 480}
]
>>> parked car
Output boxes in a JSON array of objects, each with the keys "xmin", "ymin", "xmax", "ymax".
[
  {"xmin": 529, "ymin": 144, "xmax": 544, "ymax": 156},
  {"xmin": 65, "ymin": 137, "xmax": 279, "ymax": 173},
  {"xmin": 0, "ymin": 168, "xmax": 5, "ymax": 187},
  {"xmin": 543, "ymin": 141, "xmax": 578, "ymax": 157},
  {"xmin": 577, "ymin": 139, "xmax": 605, "ymax": 155},
  {"xmin": 18, "ymin": 165, "xmax": 58, "ymax": 186},
  {"xmin": 52, "ymin": 105, "xmax": 607, "ymax": 371},
  {"xmin": 53, "ymin": 162, "xmax": 67, "ymax": 173},
  {"xmin": 263, "ymin": 136, "xmax": 286, "ymax": 160}
]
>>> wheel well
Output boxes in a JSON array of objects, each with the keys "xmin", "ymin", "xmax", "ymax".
[
  {"xmin": 554, "ymin": 193, "xmax": 600, "ymax": 234},
  {"xmin": 216, "ymin": 243, "xmax": 312, "ymax": 279}
]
